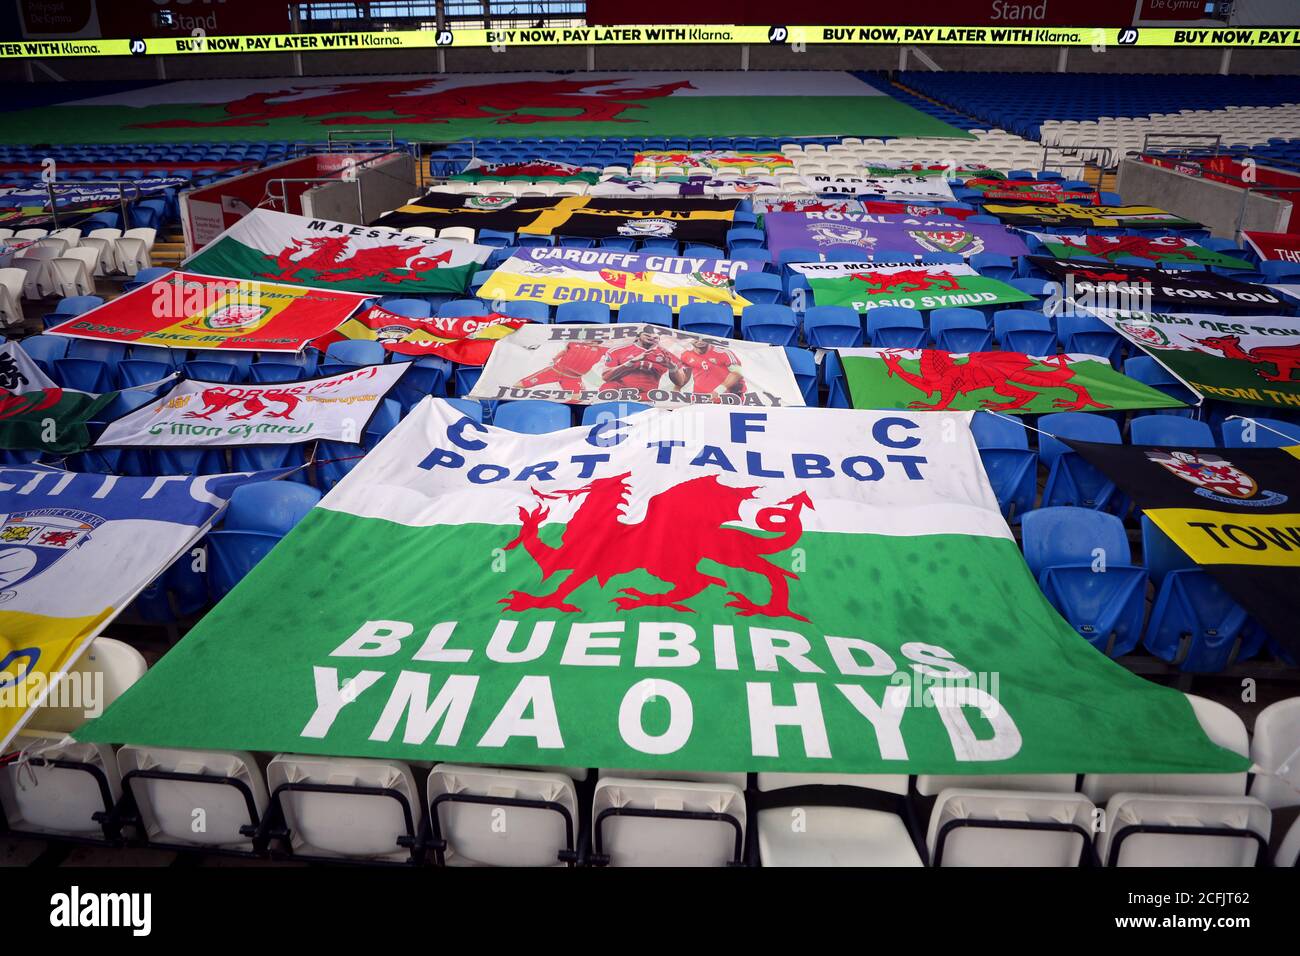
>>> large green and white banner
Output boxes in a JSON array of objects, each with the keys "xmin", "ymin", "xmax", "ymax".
[{"xmin": 79, "ymin": 401, "xmax": 1242, "ymax": 775}]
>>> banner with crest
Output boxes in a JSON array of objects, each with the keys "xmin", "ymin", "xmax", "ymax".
[{"xmin": 763, "ymin": 211, "xmax": 1030, "ymax": 262}]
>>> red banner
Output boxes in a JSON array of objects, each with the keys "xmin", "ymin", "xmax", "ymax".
[
  {"xmin": 49, "ymin": 271, "xmax": 367, "ymax": 353},
  {"xmin": 861, "ymin": 200, "xmax": 979, "ymax": 221},
  {"xmin": 315, "ymin": 308, "xmax": 531, "ymax": 365},
  {"xmin": 1244, "ymin": 231, "xmax": 1300, "ymax": 264}
]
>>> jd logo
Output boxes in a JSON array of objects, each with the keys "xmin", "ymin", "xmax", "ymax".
[
  {"xmin": 768, "ymin": 26, "xmax": 789, "ymax": 44},
  {"xmin": 129, "ymin": 38, "xmax": 147, "ymax": 55},
  {"xmin": 435, "ymin": 29, "xmax": 454, "ymax": 46},
  {"xmin": 1118, "ymin": 28, "xmax": 1139, "ymax": 45}
]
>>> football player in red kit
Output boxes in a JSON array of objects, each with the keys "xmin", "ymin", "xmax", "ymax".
[
  {"xmin": 602, "ymin": 327, "xmax": 688, "ymax": 400},
  {"xmin": 678, "ymin": 335, "xmax": 745, "ymax": 398},
  {"xmin": 515, "ymin": 340, "xmax": 609, "ymax": 393}
]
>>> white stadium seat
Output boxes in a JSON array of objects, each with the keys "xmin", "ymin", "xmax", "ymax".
[
  {"xmin": 926, "ymin": 789, "xmax": 1097, "ymax": 866},
  {"xmin": 1096, "ymin": 794, "xmax": 1271, "ymax": 867},
  {"xmin": 264, "ymin": 754, "xmax": 422, "ymax": 862},
  {"xmin": 427, "ymin": 763, "xmax": 581, "ymax": 866},
  {"xmin": 590, "ymin": 774, "xmax": 746, "ymax": 867},
  {"xmin": 1249, "ymin": 697, "xmax": 1300, "ymax": 810}
]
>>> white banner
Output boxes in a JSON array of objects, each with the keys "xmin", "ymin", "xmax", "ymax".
[
  {"xmin": 0, "ymin": 342, "xmax": 57, "ymax": 395},
  {"xmin": 96, "ymin": 364, "xmax": 408, "ymax": 447},
  {"xmin": 803, "ymin": 174, "xmax": 956, "ymax": 202},
  {"xmin": 469, "ymin": 323, "xmax": 804, "ymax": 408}
]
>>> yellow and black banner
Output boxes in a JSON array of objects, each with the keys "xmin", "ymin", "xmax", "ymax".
[
  {"xmin": 5, "ymin": 25, "xmax": 1300, "ymax": 59},
  {"xmin": 1067, "ymin": 439, "xmax": 1300, "ymax": 658}
]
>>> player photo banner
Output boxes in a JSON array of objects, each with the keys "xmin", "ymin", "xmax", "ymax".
[
  {"xmin": 1065, "ymin": 440, "xmax": 1300, "ymax": 660},
  {"xmin": 48, "ymin": 271, "xmax": 370, "ymax": 353},
  {"xmin": 837, "ymin": 348, "xmax": 1186, "ymax": 415},
  {"xmin": 1031, "ymin": 257, "xmax": 1283, "ymax": 312},
  {"xmin": 75, "ymin": 400, "xmax": 1244, "ymax": 776},
  {"xmin": 792, "ymin": 261, "xmax": 1033, "ymax": 313},
  {"xmin": 183, "ymin": 209, "xmax": 492, "ymax": 296},
  {"xmin": 469, "ymin": 323, "xmax": 803, "ymax": 408},
  {"xmin": 315, "ymin": 307, "xmax": 530, "ymax": 365},
  {"xmin": 984, "ymin": 203, "xmax": 1199, "ymax": 229},
  {"xmin": 478, "ymin": 247, "xmax": 754, "ymax": 315},
  {"xmin": 802, "ymin": 174, "xmax": 955, "ymax": 202},
  {"xmin": 764, "ymin": 211, "xmax": 1030, "ymax": 262},
  {"xmin": 1092, "ymin": 310, "xmax": 1300, "ymax": 411},
  {"xmin": 0, "ymin": 467, "xmax": 273, "ymax": 752},
  {"xmin": 373, "ymin": 193, "xmax": 740, "ymax": 247},
  {"xmin": 1033, "ymin": 233, "xmax": 1253, "ymax": 270},
  {"xmin": 95, "ymin": 364, "xmax": 408, "ymax": 449}
]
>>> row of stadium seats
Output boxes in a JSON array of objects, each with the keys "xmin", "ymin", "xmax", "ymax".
[{"xmin": 4, "ymin": 650, "xmax": 1294, "ymax": 867}]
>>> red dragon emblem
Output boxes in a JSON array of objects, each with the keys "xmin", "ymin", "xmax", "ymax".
[
  {"xmin": 132, "ymin": 77, "xmax": 696, "ymax": 129},
  {"xmin": 882, "ymin": 351, "xmax": 1109, "ymax": 411},
  {"xmin": 850, "ymin": 269, "xmax": 961, "ymax": 293},
  {"xmin": 499, "ymin": 473, "xmax": 813, "ymax": 620},
  {"xmin": 183, "ymin": 387, "xmax": 300, "ymax": 421},
  {"xmin": 1063, "ymin": 234, "xmax": 1196, "ymax": 263},
  {"xmin": 261, "ymin": 236, "xmax": 453, "ymax": 285},
  {"xmin": 1193, "ymin": 334, "xmax": 1300, "ymax": 383}
]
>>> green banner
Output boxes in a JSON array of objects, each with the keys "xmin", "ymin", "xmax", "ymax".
[
  {"xmin": 0, "ymin": 389, "xmax": 116, "ymax": 453},
  {"xmin": 793, "ymin": 261, "xmax": 1033, "ymax": 313},
  {"xmin": 78, "ymin": 400, "xmax": 1240, "ymax": 776},
  {"xmin": 839, "ymin": 348, "xmax": 1187, "ymax": 414}
]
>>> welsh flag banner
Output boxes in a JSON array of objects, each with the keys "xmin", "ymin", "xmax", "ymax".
[
  {"xmin": 962, "ymin": 179, "xmax": 1098, "ymax": 204},
  {"xmin": 838, "ymin": 348, "xmax": 1186, "ymax": 414},
  {"xmin": 453, "ymin": 157, "xmax": 600, "ymax": 184},
  {"xmin": 1034, "ymin": 233, "xmax": 1252, "ymax": 270},
  {"xmin": 77, "ymin": 401, "xmax": 1244, "ymax": 775},
  {"xmin": 184, "ymin": 209, "xmax": 491, "ymax": 296},
  {"xmin": 791, "ymin": 261, "xmax": 1033, "ymax": 313},
  {"xmin": 49, "ymin": 271, "xmax": 370, "ymax": 353},
  {"xmin": 1092, "ymin": 309, "xmax": 1300, "ymax": 410},
  {"xmin": 315, "ymin": 307, "xmax": 531, "ymax": 365},
  {"xmin": 0, "ymin": 389, "xmax": 117, "ymax": 454}
]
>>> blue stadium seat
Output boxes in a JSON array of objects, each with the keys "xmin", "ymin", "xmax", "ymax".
[
  {"xmin": 230, "ymin": 444, "xmax": 310, "ymax": 479},
  {"xmin": 556, "ymin": 301, "xmax": 611, "ymax": 325},
  {"xmin": 116, "ymin": 359, "xmax": 172, "ymax": 391},
  {"xmin": 734, "ymin": 271, "xmax": 783, "ymax": 305},
  {"xmin": 1141, "ymin": 516, "xmax": 1266, "ymax": 672},
  {"xmin": 741, "ymin": 304, "xmax": 798, "ymax": 347},
  {"xmin": 183, "ymin": 360, "xmax": 238, "ymax": 384},
  {"xmin": 67, "ymin": 338, "xmax": 128, "ymax": 365},
  {"xmin": 726, "ymin": 227, "xmax": 765, "ymax": 253},
  {"xmin": 969, "ymin": 252, "xmax": 1015, "ymax": 283},
  {"xmin": 223, "ymin": 481, "xmax": 321, "ymax": 534},
  {"xmin": 619, "ymin": 302, "xmax": 673, "ymax": 328},
  {"xmin": 476, "ymin": 229, "xmax": 516, "ymax": 248},
  {"xmin": 1056, "ymin": 314, "xmax": 1123, "ymax": 367},
  {"xmin": 678, "ymin": 303, "xmax": 734, "ymax": 338},
  {"xmin": 438, "ymin": 299, "xmax": 489, "ymax": 318},
  {"xmin": 250, "ymin": 363, "xmax": 307, "ymax": 384},
  {"xmin": 129, "ymin": 344, "xmax": 179, "ymax": 369},
  {"xmin": 19, "ymin": 335, "xmax": 69, "ymax": 372},
  {"xmin": 152, "ymin": 448, "xmax": 227, "ymax": 475},
  {"xmin": 930, "ymin": 308, "xmax": 993, "ymax": 353},
  {"xmin": 324, "ymin": 339, "xmax": 387, "ymax": 369},
  {"xmin": 1038, "ymin": 412, "xmax": 1125, "ymax": 513},
  {"xmin": 804, "ymin": 306, "xmax": 864, "ymax": 348},
  {"xmin": 1129, "ymin": 415, "xmax": 1216, "ymax": 447},
  {"xmin": 638, "ymin": 238, "xmax": 678, "ymax": 254},
  {"xmin": 193, "ymin": 349, "xmax": 254, "ymax": 380},
  {"xmin": 582, "ymin": 401, "xmax": 651, "ymax": 425},
  {"xmin": 1220, "ymin": 416, "xmax": 1300, "ymax": 448},
  {"xmin": 1022, "ymin": 507, "xmax": 1147, "ymax": 657},
  {"xmin": 381, "ymin": 298, "xmax": 432, "ymax": 319},
  {"xmin": 1122, "ymin": 355, "xmax": 1197, "ymax": 413},
  {"xmin": 501, "ymin": 301, "xmax": 550, "ymax": 323},
  {"xmin": 444, "ymin": 397, "xmax": 484, "ymax": 422},
  {"xmin": 493, "ymin": 400, "xmax": 572, "ymax": 433},
  {"xmin": 53, "ymin": 357, "xmax": 115, "ymax": 393},
  {"xmin": 994, "ymin": 310, "xmax": 1055, "ymax": 355},
  {"xmin": 867, "ymin": 306, "xmax": 927, "ymax": 349},
  {"xmin": 971, "ymin": 411, "xmax": 1036, "ymax": 520},
  {"xmin": 783, "ymin": 346, "xmax": 818, "ymax": 406},
  {"xmin": 207, "ymin": 531, "xmax": 282, "ymax": 601},
  {"xmin": 390, "ymin": 355, "xmax": 450, "ymax": 410}
]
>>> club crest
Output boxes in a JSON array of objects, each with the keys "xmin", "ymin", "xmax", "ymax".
[{"xmin": 1147, "ymin": 450, "xmax": 1289, "ymax": 506}]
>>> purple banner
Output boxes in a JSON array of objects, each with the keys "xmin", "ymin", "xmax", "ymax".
[{"xmin": 764, "ymin": 211, "xmax": 1030, "ymax": 262}]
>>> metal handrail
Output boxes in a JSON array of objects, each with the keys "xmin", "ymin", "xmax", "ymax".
[{"xmin": 41, "ymin": 178, "xmax": 154, "ymax": 229}]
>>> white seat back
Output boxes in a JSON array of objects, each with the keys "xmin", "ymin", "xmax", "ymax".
[
  {"xmin": 117, "ymin": 746, "xmax": 268, "ymax": 850},
  {"xmin": 592, "ymin": 776, "xmax": 745, "ymax": 867},
  {"xmin": 438, "ymin": 226, "xmax": 477, "ymax": 244},
  {"xmin": 266, "ymin": 754, "xmax": 418, "ymax": 861},
  {"xmin": 428, "ymin": 763, "xmax": 579, "ymax": 867},
  {"xmin": 0, "ymin": 268, "xmax": 25, "ymax": 325},
  {"xmin": 927, "ymin": 789, "xmax": 1096, "ymax": 866},
  {"xmin": 1249, "ymin": 697, "xmax": 1300, "ymax": 809},
  {"xmin": 51, "ymin": 257, "xmax": 93, "ymax": 298},
  {"xmin": 1098, "ymin": 793, "xmax": 1270, "ymax": 867},
  {"xmin": 917, "ymin": 773, "xmax": 1076, "ymax": 795},
  {"xmin": 0, "ymin": 739, "xmax": 122, "ymax": 836}
]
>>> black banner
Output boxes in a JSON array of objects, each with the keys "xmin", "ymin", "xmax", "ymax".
[
  {"xmin": 983, "ymin": 202, "xmax": 1200, "ymax": 229},
  {"xmin": 1066, "ymin": 438, "xmax": 1300, "ymax": 660},
  {"xmin": 1030, "ymin": 256, "xmax": 1284, "ymax": 311},
  {"xmin": 372, "ymin": 192, "xmax": 739, "ymax": 246}
]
